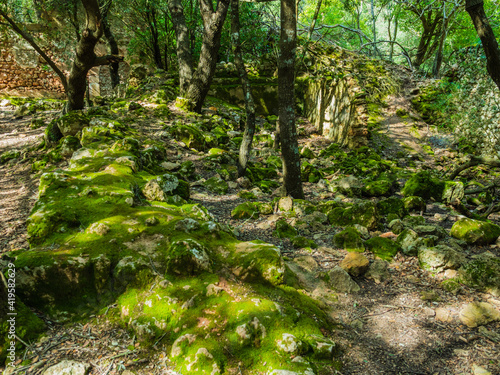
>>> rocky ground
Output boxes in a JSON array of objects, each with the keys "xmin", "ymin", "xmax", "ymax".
[{"xmin": 0, "ymin": 76, "xmax": 499, "ymax": 375}]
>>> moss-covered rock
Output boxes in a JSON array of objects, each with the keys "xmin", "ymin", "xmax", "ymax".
[
  {"xmin": 377, "ymin": 197, "xmax": 407, "ymax": 219},
  {"xmin": 403, "ymin": 196, "xmax": 426, "ymax": 213},
  {"xmin": 418, "ymin": 245, "xmax": 465, "ymax": 272},
  {"xmin": 59, "ymin": 136, "xmax": 82, "ymax": 158},
  {"xmin": 274, "ymin": 219, "xmax": 297, "ymax": 239},
  {"xmin": 363, "ymin": 177, "xmax": 394, "ymax": 197},
  {"xmin": 55, "ymin": 111, "xmax": 89, "ymax": 137},
  {"xmin": 364, "ymin": 237, "xmax": 401, "ymax": 260},
  {"xmin": 45, "ymin": 118, "xmax": 64, "ymax": 146},
  {"xmin": 168, "ymin": 123, "xmax": 209, "ymax": 150},
  {"xmin": 332, "ymin": 227, "xmax": 365, "ymax": 252},
  {"xmin": 291, "ymin": 236, "xmax": 317, "ymax": 249},
  {"xmin": 142, "ymin": 173, "xmax": 190, "ymax": 201},
  {"xmin": 231, "ymin": 202, "xmax": 260, "ymax": 219},
  {"xmin": 301, "ymin": 161, "xmax": 323, "ymax": 183},
  {"xmin": 0, "ymin": 150, "xmax": 20, "ymax": 164},
  {"xmin": 401, "ymin": 171, "xmax": 444, "ymax": 200},
  {"xmin": 450, "ymin": 218, "xmax": 500, "ymax": 245},
  {"xmin": 458, "ymin": 252, "xmax": 500, "ymax": 296},
  {"xmin": 203, "ymin": 176, "xmax": 229, "ymax": 195}
]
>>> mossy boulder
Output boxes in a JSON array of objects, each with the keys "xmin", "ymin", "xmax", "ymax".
[
  {"xmin": 291, "ymin": 236, "xmax": 317, "ymax": 249},
  {"xmin": 231, "ymin": 202, "xmax": 260, "ymax": 219},
  {"xmin": 377, "ymin": 197, "xmax": 407, "ymax": 219},
  {"xmin": 333, "ymin": 175, "xmax": 363, "ymax": 197},
  {"xmin": 396, "ymin": 228, "xmax": 423, "ymax": 256},
  {"xmin": 363, "ymin": 177, "xmax": 394, "ymax": 197},
  {"xmin": 401, "ymin": 171, "xmax": 444, "ymax": 200},
  {"xmin": 142, "ymin": 173, "xmax": 190, "ymax": 201},
  {"xmin": 418, "ymin": 245, "xmax": 466, "ymax": 272},
  {"xmin": 441, "ymin": 181, "xmax": 465, "ymax": 204},
  {"xmin": 301, "ymin": 161, "xmax": 323, "ymax": 183},
  {"xmin": 45, "ymin": 119, "xmax": 64, "ymax": 146},
  {"xmin": 203, "ymin": 176, "xmax": 229, "ymax": 195},
  {"xmin": 0, "ymin": 150, "xmax": 20, "ymax": 164},
  {"xmin": 403, "ymin": 196, "xmax": 426, "ymax": 213},
  {"xmin": 364, "ymin": 237, "xmax": 401, "ymax": 260},
  {"xmin": 348, "ymin": 201, "xmax": 379, "ymax": 230},
  {"xmin": 293, "ymin": 199, "xmax": 316, "ymax": 217},
  {"xmin": 458, "ymin": 252, "xmax": 500, "ymax": 296},
  {"xmin": 168, "ymin": 124, "xmax": 209, "ymax": 150},
  {"xmin": 55, "ymin": 111, "xmax": 89, "ymax": 137},
  {"xmin": 450, "ymin": 218, "xmax": 500, "ymax": 245},
  {"xmin": 59, "ymin": 136, "xmax": 82, "ymax": 158},
  {"xmin": 274, "ymin": 219, "xmax": 297, "ymax": 239},
  {"xmin": 332, "ymin": 227, "xmax": 365, "ymax": 252}
]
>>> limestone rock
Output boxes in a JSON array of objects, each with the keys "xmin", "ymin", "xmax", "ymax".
[
  {"xmin": 418, "ymin": 245, "xmax": 465, "ymax": 272},
  {"xmin": 364, "ymin": 237, "xmax": 401, "ymax": 260},
  {"xmin": 203, "ymin": 176, "xmax": 229, "ymax": 195},
  {"xmin": 293, "ymin": 255, "xmax": 319, "ymax": 273},
  {"xmin": 56, "ymin": 111, "xmax": 90, "ymax": 137},
  {"xmin": 459, "ymin": 302, "xmax": 500, "ymax": 328},
  {"xmin": 171, "ymin": 333, "xmax": 197, "ymax": 357},
  {"xmin": 231, "ymin": 202, "xmax": 260, "ymax": 220},
  {"xmin": 327, "ymin": 266, "xmax": 360, "ymax": 293},
  {"xmin": 340, "ymin": 252, "xmax": 369, "ymax": 277},
  {"xmin": 166, "ymin": 239, "xmax": 212, "ymax": 274},
  {"xmin": 388, "ymin": 219, "xmax": 405, "ymax": 235},
  {"xmin": 278, "ymin": 196, "xmax": 294, "ymax": 212},
  {"xmin": 365, "ymin": 259, "xmax": 390, "ymax": 284},
  {"xmin": 458, "ymin": 252, "xmax": 500, "ymax": 296},
  {"xmin": 42, "ymin": 360, "xmax": 90, "ymax": 375},
  {"xmin": 332, "ymin": 227, "xmax": 365, "ymax": 252},
  {"xmin": 451, "ymin": 218, "xmax": 500, "ymax": 245},
  {"xmin": 334, "ymin": 175, "xmax": 363, "ymax": 197},
  {"xmin": 403, "ymin": 196, "xmax": 427, "ymax": 213},
  {"xmin": 276, "ymin": 333, "xmax": 304, "ymax": 354},
  {"xmin": 397, "ymin": 228, "xmax": 421, "ymax": 256}
]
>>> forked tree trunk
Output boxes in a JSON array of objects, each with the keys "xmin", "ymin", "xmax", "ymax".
[
  {"xmin": 67, "ymin": 0, "xmax": 104, "ymax": 110},
  {"xmin": 231, "ymin": 0, "xmax": 256, "ymax": 177},
  {"xmin": 465, "ymin": 0, "xmax": 500, "ymax": 90},
  {"xmin": 185, "ymin": 0, "xmax": 230, "ymax": 113},
  {"xmin": 279, "ymin": 0, "xmax": 304, "ymax": 199},
  {"xmin": 102, "ymin": 4, "xmax": 120, "ymax": 88}
]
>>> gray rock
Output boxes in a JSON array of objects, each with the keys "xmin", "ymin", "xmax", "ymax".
[
  {"xmin": 418, "ymin": 245, "xmax": 465, "ymax": 272},
  {"xmin": 327, "ymin": 266, "xmax": 360, "ymax": 293},
  {"xmin": 459, "ymin": 302, "xmax": 500, "ymax": 328},
  {"xmin": 365, "ymin": 259, "xmax": 390, "ymax": 284},
  {"xmin": 42, "ymin": 360, "xmax": 90, "ymax": 375}
]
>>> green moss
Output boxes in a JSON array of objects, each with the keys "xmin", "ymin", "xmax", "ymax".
[
  {"xmin": 291, "ymin": 236, "xmax": 317, "ymax": 249},
  {"xmin": 0, "ymin": 150, "xmax": 20, "ymax": 164},
  {"xmin": 401, "ymin": 171, "xmax": 444, "ymax": 200},
  {"xmin": 451, "ymin": 218, "xmax": 500, "ymax": 245},
  {"xmin": 332, "ymin": 227, "xmax": 365, "ymax": 252},
  {"xmin": 231, "ymin": 202, "xmax": 260, "ymax": 219},
  {"xmin": 273, "ymin": 219, "xmax": 297, "ymax": 239},
  {"xmin": 377, "ymin": 197, "xmax": 407, "ymax": 219},
  {"xmin": 364, "ymin": 237, "xmax": 401, "ymax": 260}
]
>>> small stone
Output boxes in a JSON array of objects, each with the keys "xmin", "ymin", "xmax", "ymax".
[
  {"xmin": 42, "ymin": 360, "xmax": 89, "ymax": 375},
  {"xmin": 327, "ymin": 266, "xmax": 360, "ymax": 293},
  {"xmin": 365, "ymin": 259, "xmax": 390, "ymax": 284},
  {"xmin": 160, "ymin": 161, "xmax": 181, "ymax": 171},
  {"xmin": 293, "ymin": 255, "xmax": 319, "ymax": 272},
  {"xmin": 236, "ymin": 176, "xmax": 252, "ymax": 189},
  {"xmin": 459, "ymin": 302, "xmax": 500, "ymax": 328},
  {"xmin": 278, "ymin": 196, "xmax": 293, "ymax": 212},
  {"xmin": 145, "ymin": 216, "xmax": 159, "ymax": 226},
  {"xmin": 435, "ymin": 307, "xmax": 457, "ymax": 323},
  {"xmin": 340, "ymin": 252, "xmax": 369, "ymax": 277},
  {"xmin": 87, "ymin": 222, "xmax": 110, "ymax": 236},
  {"xmin": 206, "ymin": 283, "xmax": 224, "ymax": 296},
  {"xmin": 125, "ymin": 197, "xmax": 134, "ymax": 206},
  {"xmin": 472, "ymin": 365, "xmax": 492, "ymax": 375}
]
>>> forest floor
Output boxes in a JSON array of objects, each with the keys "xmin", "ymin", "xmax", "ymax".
[{"xmin": 0, "ymin": 79, "xmax": 499, "ymax": 375}]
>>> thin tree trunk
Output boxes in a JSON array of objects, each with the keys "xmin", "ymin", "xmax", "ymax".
[
  {"xmin": 168, "ymin": 0, "xmax": 194, "ymax": 96},
  {"xmin": 307, "ymin": 0, "xmax": 323, "ymax": 39},
  {"xmin": 465, "ymin": 0, "xmax": 500, "ymax": 90},
  {"xmin": 279, "ymin": 0, "xmax": 304, "ymax": 199},
  {"xmin": 231, "ymin": 0, "xmax": 256, "ymax": 177},
  {"xmin": 185, "ymin": 0, "xmax": 230, "ymax": 113},
  {"xmin": 102, "ymin": 4, "xmax": 120, "ymax": 88}
]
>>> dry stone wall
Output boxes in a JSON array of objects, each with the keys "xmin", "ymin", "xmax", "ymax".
[{"xmin": 0, "ymin": 30, "xmax": 65, "ymax": 97}]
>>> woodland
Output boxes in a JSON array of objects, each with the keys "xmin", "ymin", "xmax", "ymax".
[{"xmin": 0, "ymin": 0, "xmax": 500, "ymax": 374}]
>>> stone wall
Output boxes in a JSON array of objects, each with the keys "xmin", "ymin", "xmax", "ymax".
[
  {"xmin": 0, "ymin": 30, "xmax": 66, "ymax": 97},
  {"xmin": 0, "ymin": 28, "xmax": 131, "ymax": 99},
  {"xmin": 302, "ymin": 76, "xmax": 368, "ymax": 148}
]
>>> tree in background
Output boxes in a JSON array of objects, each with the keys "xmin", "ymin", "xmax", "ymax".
[
  {"xmin": 465, "ymin": 0, "xmax": 500, "ymax": 90},
  {"xmin": 279, "ymin": 0, "xmax": 304, "ymax": 199}
]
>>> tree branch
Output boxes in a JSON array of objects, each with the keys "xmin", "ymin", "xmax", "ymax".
[
  {"xmin": 93, "ymin": 54, "xmax": 124, "ymax": 67},
  {"xmin": 449, "ymin": 155, "xmax": 500, "ymax": 179}
]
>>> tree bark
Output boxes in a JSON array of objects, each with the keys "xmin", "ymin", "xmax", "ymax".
[
  {"xmin": 66, "ymin": 0, "xmax": 104, "ymax": 111},
  {"xmin": 465, "ymin": 0, "xmax": 500, "ymax": 90},
  {"xmin": 231, "ymin": 0, "xmax": 256, "ymax": 177},
  {"xmin": 168, "ymin": 0, "xmax": 194, "ymax": 96},
  {"xmin": 279, "ymin": 0, "xmax": 304, "ymax": 199},
  {"xmin": 185, "ymin": 0, "xmax": 230, "ymax": 113},
  {"xmin": 102, "ymin": 2, "xmax": 120, "ymax": 88}
]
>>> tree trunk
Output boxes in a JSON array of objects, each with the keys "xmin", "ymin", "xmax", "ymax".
[
  {"xmin": 231, "ymin": 0, "xmax": 256, "ymax": 177},
  {"xmin": 185, "ymin": 0, "xmax": 230, "ymax": 113},
  {"xmin": 168, "ymin": 0, "xmax": 194, "ymax": 96},
  {"xmin": 279, "ymin": 0, "xmax": 304, "ymax": 199},
  {"xmin": 465, "ymin": 0, "xmax": 500, "ymax": 90},
  {"xmin": 413, "ymin": 15, "xmax": 441, "ymax": 69},
  {"xmin": 66, "ymin": 0, "xmax": 104, "ymax": 111},
  {"xmin": 307, "ymin": 0, "xmax": 322, "ymax": 39},
  {"xmin": 102, "ymin": 5, "xmax": 120, "ymax": 88}
]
